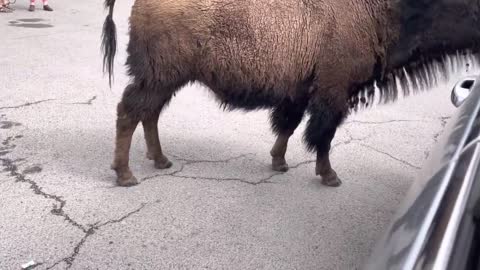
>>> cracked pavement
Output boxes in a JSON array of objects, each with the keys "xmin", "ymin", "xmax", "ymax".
[{"xmin": 0, "ymin": 1, "xmax": 477, "ymax": 269}]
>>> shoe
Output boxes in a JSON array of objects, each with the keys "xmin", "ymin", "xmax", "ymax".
[
  {"xmin": 43, "ymin": 5, "xmax": 52, "ymax": 11},
  {"xmin": 0, "ymin": 6, "xmax": 13, "ymax": 13},
  {"xmin": 28, "ymin": 5, "xmax": 34, "ymax": 11},
  {"xmin": 3, "ymin": 3, "xmax": 14, "ymax": 11}
]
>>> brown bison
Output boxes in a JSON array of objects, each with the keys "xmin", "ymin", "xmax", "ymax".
[{"xmin": 102, "ymin": 0, "xmax": 480, "ymax": 187}]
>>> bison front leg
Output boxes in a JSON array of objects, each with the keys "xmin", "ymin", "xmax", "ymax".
[
  {"xmin": 111, "ymin": 101, "xmax": 140, "ymax": 187},
  {"xmin": 270, "ymin": 133, "xmax": 293, "ymax": 172},
  {"xmin": 305, "ymin": 105, "xmax": 346, "ymax": 187},
  {"xmin": 142, "ymin": 112, "xmax": 172, "ymax": 169},
  {"xmin": 315, "ymin": 149, "xmax": 341, "ymax": 187},
  {"xmin": 269, "ymin": 101, "xmax": 306, "ymax": 172}
]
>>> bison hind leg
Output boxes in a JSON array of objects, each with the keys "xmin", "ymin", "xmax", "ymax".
[
  {"xmin": 112, "ymin": 80, "xmax": 182, "ymax": 186},
  {"xmin": 111, "ymin": 85, "xmax": 142, "ymax": 187},
  {"xmin": 142, "ymin": 111, "xmax": 173, "ymax": 170}
]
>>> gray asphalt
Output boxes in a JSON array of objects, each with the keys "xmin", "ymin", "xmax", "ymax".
[{"xmin": 0, "ymin": 1, "xmax": 475, "ymax": 269}]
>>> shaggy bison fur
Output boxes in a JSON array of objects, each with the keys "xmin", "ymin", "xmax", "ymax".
[{"xmin": 102, "ymin": 0, "xmax": 480, "ymax": 187}]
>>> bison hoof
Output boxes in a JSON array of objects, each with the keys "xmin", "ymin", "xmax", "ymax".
[
  {"xmin": 272, "ymin": 158, "xmax": 289, "ymax": 172},
  {"xmin": 117, "ymin": 175, "xmax": 139, "ymax": 187},
  {"xmin": 321, "ymin": 176, "xmax": 342, "ymax": 187},
  {"xmin": 155, "ymin": 159, "xmax": 173, "ymax": 169}
]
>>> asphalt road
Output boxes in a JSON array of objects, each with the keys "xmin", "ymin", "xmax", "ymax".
[{"xmin": 0, "ymin": 1, "xmax": 476, "ymax": 269}]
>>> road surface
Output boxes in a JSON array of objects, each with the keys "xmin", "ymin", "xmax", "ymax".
[{"xmin": 0, "ymin": 1, "xmax": 475, "ymax": 269}]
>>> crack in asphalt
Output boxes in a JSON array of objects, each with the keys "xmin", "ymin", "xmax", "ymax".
[
  {"xmin": 1, "ymin": 136, "xmax": 16, "ymax": 154},
  {"xmin": 0, "ymin": 118, "xmax": 95, "ymax": 269},
  {"xmin": 141, "ymin": 161, "xmax": 277, "ymax": 186},
  {"xmin": 0, "ymin": 121, "xmax": 22, "ymax": 129},
  {"xmin": 0, "ymin": 131, "xmax": 88, "ymax": 234},
  {"xmin": 140, "ymin": 163, "xmax": 187, "ymax": 182},
  {"xmin": 440, "ymin": 116, "xmax": 451, "ymax": 127},
  {"xmin": 357, "ymin": 143, "xmax": 422, "ymax": 169},
  {"xmin": 287, "ymin": 159, "xmax": 316, "ymax": 169},
  {"xmin": 345, "ymin": 116, "xmax": 452, "ymax": 163},
  {"xmin": 344, "ymin": 119, "xmax": 429, "ymax": 125},
  {"xmin": 2, "ymin": 136, "xmax": 15, "ymax": 146},
  {"xmin": 332, "ymin": 128, "xmax": 374, "ymax": 150},
  {"xmin": 424, "ymin": 150, "xmax": 431, "ymax": 160},
  {"xmin": 140, "ymin": 131, "xmax": 370, "ymax": 186},
  {"xmin": 433, "ymin": 116, "xmax": 452, "ymax": 143},
  {"xmin": 172, "ymin": 153, "xmax": 254, "ymax": 165},
  {"xmin": 0, "ymin": 96, "xmax": 101, "ymax": 111},
  {"xmin": 69, "ymin": 96, "xmax": 97, "ymax": 105},
  {"xmin": 0, "ymin": 99, "xmax": 55, "ymax": 110},
  {"xmin": 140, "ymin": 155, "xmax": 282, "ymax": 185},
  {"xmin": 0, "ymin": 157, "xmax": 88, "ymax": 234},
  {"xmin": 172, "ymin": 173, "xmax": 280, "ymax": 186},
  {"xmin": 46, "ymin": 204, "xmax": 147, "ymax": 269},
  {"xmin": 166, "ymin": 154, "xmax": 281, "ymax": 185},
  {"xmin": 427, "ymin": 116, "xmax": 452, "ymax": 159},
  {"xmin": 94, "ymin": 203, "xmax": 147, "ymax": 228}
]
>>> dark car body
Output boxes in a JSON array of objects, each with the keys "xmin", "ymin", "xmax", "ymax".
[{"xmin": 363, "ymin": 76, "xmax": 480, "ymax": 270}]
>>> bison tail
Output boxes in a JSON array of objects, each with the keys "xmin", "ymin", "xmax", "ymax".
[{"xmin": 102, "ymin": 0, "xmax": 117, "ymax": 87}]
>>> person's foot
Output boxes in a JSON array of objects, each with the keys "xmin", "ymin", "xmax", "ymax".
[
  {"xmin": 0, "ymin": 5, "xmax": 13, "ymax": 13},
  {"xmin": 28, "ymin": 5, "xmax": 34, "ymax": 11},
  {"xmin": 43, "ymin": 5, "xmax": 52, "ymax": 11},
  {"xmin": 3, "ymin": 3, "xmax": 14, "ymax": 11}
]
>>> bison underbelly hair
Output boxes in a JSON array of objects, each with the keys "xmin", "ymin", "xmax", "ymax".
[
  {"xmin": 196, "ymin": 65, "xmax": 316, "ymax": 112},
  {"xmin": 205, "ymin": 84, "xmax": 288, "ymax": 111}
]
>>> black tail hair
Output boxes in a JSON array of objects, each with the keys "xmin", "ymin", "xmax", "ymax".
[{"xmin": 101, "ymin": 0, "xmax": 117, "ymax": 87}]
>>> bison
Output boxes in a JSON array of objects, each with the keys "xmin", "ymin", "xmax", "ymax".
[{"xmin": 102, "ymin": 0, "xmax": 480, "ymax": 187}]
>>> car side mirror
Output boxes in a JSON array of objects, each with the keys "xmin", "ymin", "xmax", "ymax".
[{"xmin": 451, "ymin": 77, "xmax": 476, "ymax": 107}]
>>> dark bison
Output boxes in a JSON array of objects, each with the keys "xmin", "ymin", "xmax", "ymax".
[{"xmin": 102, "ymin": 0, "xmax": 480, "ymax": 187}]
